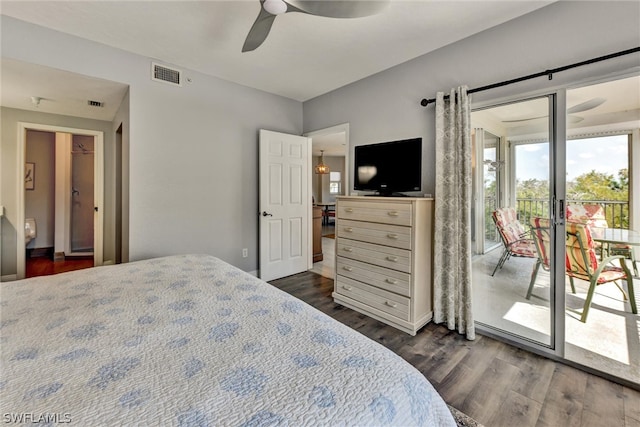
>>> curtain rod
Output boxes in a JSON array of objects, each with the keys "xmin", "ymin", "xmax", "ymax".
[{"xmin": 420, "ymin": 46, "xmax": 640, "ymax": 107}]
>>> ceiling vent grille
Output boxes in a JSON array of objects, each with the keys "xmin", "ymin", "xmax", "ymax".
[
  {"xmin": 152, "ymin": 62, "xmax": 182, "ymax": 86},
  {"xmin": 88, "ymin": 100, "xmax": 103, "ymax": 107}
]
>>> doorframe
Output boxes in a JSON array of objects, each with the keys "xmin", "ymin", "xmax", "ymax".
[
  {"xmin": 304, "ymin": 123, "xmax": 350, "ymax": 271},
  {"xmin": 16, "ymin": 122, "xmax": 104, "ymax": 279}
]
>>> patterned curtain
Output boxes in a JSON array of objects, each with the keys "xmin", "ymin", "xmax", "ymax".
[{"xmin": 433, "ymin": 86, "xmax": 475, "ymax": 340}]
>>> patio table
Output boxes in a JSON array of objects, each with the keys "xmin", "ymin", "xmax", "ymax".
[
  {"xmin": 590, "ymin": 227, "xmax": 640, "ymax": 247},
  {"xmin": 590, "ymin": 227, "xmax": 640, "ymax": 276}
]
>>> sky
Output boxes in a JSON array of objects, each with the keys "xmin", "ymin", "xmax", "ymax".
[{"xmin": 515, "ymin": 135, "xmax": 628, "ymax": 181}]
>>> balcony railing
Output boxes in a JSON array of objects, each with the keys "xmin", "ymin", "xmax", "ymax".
[{"xmin": 516, "ymin": 199, "xmax": 629, "ymax": 229}]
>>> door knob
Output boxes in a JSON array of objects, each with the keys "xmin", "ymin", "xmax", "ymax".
[{"xmin": 261, "ymin": 211, "xmax": 273, "ymax": 217}]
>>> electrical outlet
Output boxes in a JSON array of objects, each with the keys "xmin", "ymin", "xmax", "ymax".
[{"xmin": 242, "ymin": 248, "xmax": 248, "ymax": 258}]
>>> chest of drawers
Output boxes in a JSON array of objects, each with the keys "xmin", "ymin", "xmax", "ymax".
[{"xmin": 332, "ymin": 196, "xmax": 434, "ymax": 335}]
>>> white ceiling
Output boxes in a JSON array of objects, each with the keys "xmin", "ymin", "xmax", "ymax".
[
  {"xmin": 1, "ymin": 58, "xmax": 130, "ymax": 121},
  {"xmin": 472, "ymin": 75, "xmax": 640, "ymax": 140},
  {"xmin": 0, "ymin": 0, "xmax": 554, "ymax": 103}
]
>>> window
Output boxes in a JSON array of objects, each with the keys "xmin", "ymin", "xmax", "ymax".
[{"xmin": 330, "ymin": 171, "xmax": 341, "ymax": 194}]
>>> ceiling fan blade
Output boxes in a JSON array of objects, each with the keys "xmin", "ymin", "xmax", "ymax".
[
  {"xmin": 286, "ymin": 0, "xmax": 390, "ymax": 18},
  {"xmin": 502, "ymin": 115, "xmax": 547, "ymax": 123},
  {"xmin": 567, "ymin": 97, "xmax": 606, "ymax": 114},
  {"xmin": 503, "ymin": 113, "xmax": 587, "ymax": 124},
  {"xmin": 242, "ymin": 7, "xmax": 277, "ymax": 52},
  {"xmin": 242, "ymin": 0, "xmax": 388, "ymax": 52}
]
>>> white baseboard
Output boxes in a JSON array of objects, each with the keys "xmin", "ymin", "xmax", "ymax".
[
  {"xmin": 247, "ymin": 270, "xmax": 259, "ymax": 277},
  {"xmin": 1, "ymin": 274, "xmax": 18, "ymax": 282}
]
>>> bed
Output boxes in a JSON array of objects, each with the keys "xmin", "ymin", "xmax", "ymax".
[{"xmin": 1, "ymin": 254, "xmax": 455, "ymax": 426}]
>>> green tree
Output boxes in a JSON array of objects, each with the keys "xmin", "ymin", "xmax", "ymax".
[
  {"xmin": 515, "ymin": 178, "xmax": 550, "ymax": 225},
  {"xmin": 568, "ymin": 169, "xmax": 627, "ymax": 201},
  {"xmin": 517, "ymin": 178, "xmax": 549, "ymax": 200},
  {"xmin": 514, "ymin": 169, "xmax": 630, "ymax": 228},
  {"xmin": 567, "ymin": 169, "xmax": 629, "ymax": 227}
]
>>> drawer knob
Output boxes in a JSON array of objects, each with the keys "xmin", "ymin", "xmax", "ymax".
[
  {"xmin": 342, "ymin": 285, "xmax": 353, "ymax": 291},
  {"xmin": 386, "ymin": 256, "xmax": 398, "ymax": 262},
  {"xmin": 385, "ymin": 278, "xmax": 398, "ymax": 284},
  {"xmin": 387, "ymin": 211, "xmax": 399, "ymax": 217},
  {"xmin": 345, "ymin": 208, "xmax": 354, "ymax": 213},
  {"xmin": 343, "ymin": 266, "xmax": 353, "ymax": 272},
  {"xmin": 384, "ymin": 301, "xmax": 397, "ymax": 308},
  {"xmin": 343, "ymin": 247, "xmax": 353, "ymax": 252},
  {"xmin": 344, "ymin": 227, "xmax": 353, "ymax": 232},
  {"xmin": 387, "ymin": 233, "xmax": 398, "ymax": 239}
]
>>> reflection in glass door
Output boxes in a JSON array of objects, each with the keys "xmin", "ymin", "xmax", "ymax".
[
  {"xmin": 471, "ymin": 96, "xmax": 554, "ymax": 347},
  {"xmin": 472, "ymin": 129, "xmax": 503, "ymax": 255},
  {"xmin": 482, "ymin": 131, "xmax": 501, "ymax": 251}
]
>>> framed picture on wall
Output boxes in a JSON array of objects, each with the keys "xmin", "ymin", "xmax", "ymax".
[{"xmin": 25, "ymin": 162, "xmax": 35, "ymax": 191}]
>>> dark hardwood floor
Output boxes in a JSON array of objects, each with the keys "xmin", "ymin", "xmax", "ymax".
[
  {"xmin": 269, "ymin": 271, "xmax": 640, "ymax": 427},
  {"xmin": 26, "ymin": 256, "xmax": 94, "ymax": 278}
]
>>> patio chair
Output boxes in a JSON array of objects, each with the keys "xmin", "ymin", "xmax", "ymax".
[
  {"xmin": 565, "ymin": 221, "xmax": 637, "ymax": 322},
  {"xmin": 527, "ymin": 217, "xmax": 577, "ymax": 300},
  {"xmin": 566, "ymin": 203, "xmax": 638, "ymax": 276},
  {"xmin": 491, "ymin": 207, "xmax": 536, "ymax": 276}
]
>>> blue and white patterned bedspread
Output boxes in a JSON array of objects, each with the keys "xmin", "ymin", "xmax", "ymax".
[{"xmin": 1, "ymin": 254, "xmax": 455, "ymax": 426}]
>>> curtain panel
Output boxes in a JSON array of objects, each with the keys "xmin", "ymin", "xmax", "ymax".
[{"xmin": 433, "ymin": 86, "xmax": 475, "ymax": 340}]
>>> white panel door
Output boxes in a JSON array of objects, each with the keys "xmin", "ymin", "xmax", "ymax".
[{"xmin": 259, "ymin": 129, "xmax": 311, "ymax": 281}]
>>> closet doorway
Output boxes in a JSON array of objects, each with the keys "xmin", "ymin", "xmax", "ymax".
[{"xmin": 17, "ymin": 122, "xmax": 104, "ymax": 279}]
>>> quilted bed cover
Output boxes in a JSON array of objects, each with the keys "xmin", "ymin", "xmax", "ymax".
[{"xmin": 1, "ymin": 254, "xmax": 455, "ymax": 426}]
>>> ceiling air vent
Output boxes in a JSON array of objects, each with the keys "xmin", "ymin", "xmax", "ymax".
[
  {"xmin": 88, "ymin": 100, "xmax": 103, "ymax": 107},
  {"xmin": 152, "ymin": 62, "xmax": 182, "ymax": 86}
]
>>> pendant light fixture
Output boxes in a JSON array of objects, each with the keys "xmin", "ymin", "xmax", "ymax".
[{"xmin": 315, "ymin": 150, "xmax": 330, "ymax": 174}]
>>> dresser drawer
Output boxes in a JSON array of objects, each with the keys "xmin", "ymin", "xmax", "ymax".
[
  {"xmin": 337, "ymin": 257, "xmax": 411, "ymax": 297},
  {"xmin": 335, "ymin": 276, "xmax": 409, "ymax": 321},
  {"xmin": 337, "ymin": 238, "xmax": 411, "ymax": 273},
  {"xmin": 337, "ymin": 219, "xmax": 411, "ymax": 250},
  {"xmin": 338, "ymin": 200, "xmax": 411, "ymax": 226}
]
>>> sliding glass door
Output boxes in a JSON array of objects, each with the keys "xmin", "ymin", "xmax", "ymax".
[
  {"xmin": 471, "ymin": 75, "xmax": 639, "ymax": 385},
  {"xmin": 471, "ymin": 95, "xmax": 557, "ymax": 348}
]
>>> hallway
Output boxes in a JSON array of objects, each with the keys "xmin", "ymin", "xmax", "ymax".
[{"xmin": 26, "ymin": 255, "xmax": 93, "ymax": 278}]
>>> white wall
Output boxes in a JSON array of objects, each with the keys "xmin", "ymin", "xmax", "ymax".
[
  {"xmin": 303, "ymin": 1, "xmax": 640, "ymax": 196},
  {"xmin": 1, "ymin": 16, "xmax": 303, "ymax": 274}
]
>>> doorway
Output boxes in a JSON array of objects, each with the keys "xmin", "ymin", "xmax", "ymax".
[
  {"xmin": 17, "ymin": 123, "xmax": 104, "ymax": 279},
  {"xmin": 305, "ymin": 124, "xmax": 349, "ymax": 279}
]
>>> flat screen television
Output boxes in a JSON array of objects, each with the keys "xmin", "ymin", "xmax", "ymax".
[{"xmin": 354, "ymin": 137, "xmax": 422, "ymax": 196}]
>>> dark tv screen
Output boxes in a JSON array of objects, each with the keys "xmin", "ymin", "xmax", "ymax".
[{"xmin": 354, "ymin": 138, "xmax": 422, "ymax": 195}]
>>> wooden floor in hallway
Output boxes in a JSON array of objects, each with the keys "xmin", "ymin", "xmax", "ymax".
[
  {"xmin": 269, "ymin": 271, "xmax": 640, "ymax": 427},
  {"xmin": 26, "ymin": 256, "xmax": 94, "ymax": 278}
]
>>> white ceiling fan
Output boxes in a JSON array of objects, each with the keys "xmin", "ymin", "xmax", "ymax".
[
  {"xmin": 502, "ymin": 97, "xmax": 606, "ymax": 124},
  {"xmin": 242, "ymin": 0, "xmax": 390, "ymax": 52}
]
